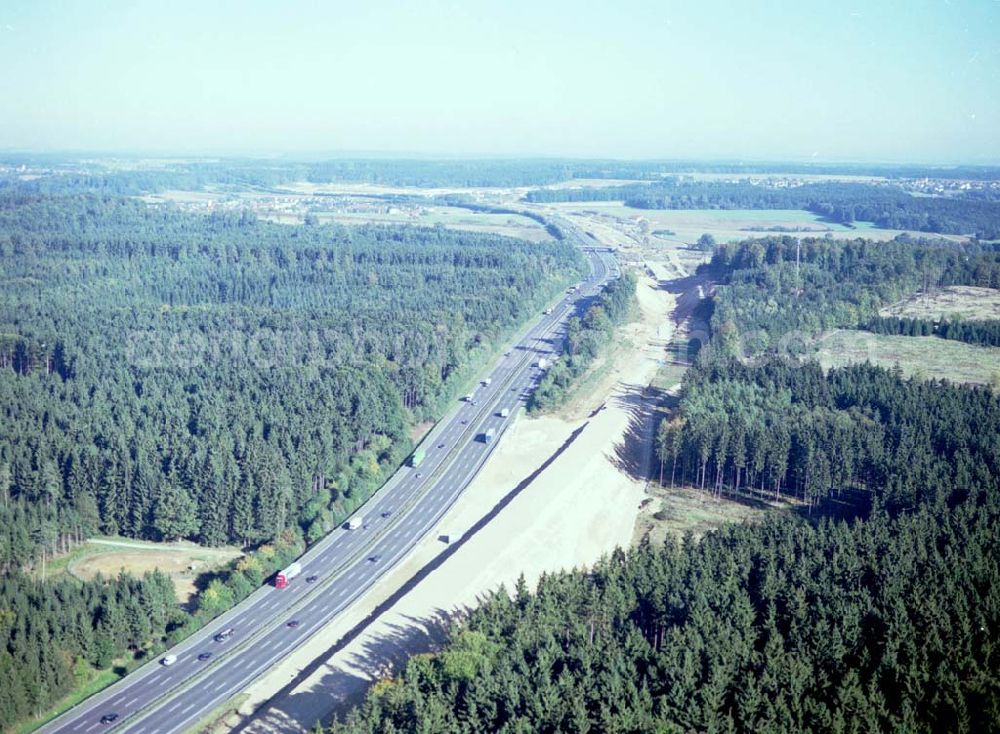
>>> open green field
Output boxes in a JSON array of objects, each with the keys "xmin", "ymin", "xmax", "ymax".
[
  {"xmin": 880, "ymin": 285, "xmax": 1000, "ymax": 321},
  {"xmin": 549, "ymin": 202, "xmax": 969, "ymax": 245},
  {"xmin": 814, "ymin": 329, "xmax": 1000, "ymax": 386}
]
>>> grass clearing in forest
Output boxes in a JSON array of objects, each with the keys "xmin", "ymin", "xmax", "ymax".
[
  {"xmin": 60, "ymin": 538, "xmax": 243, "ymax": 604},
  {"xmin": 813, "ymin": 329, "xmax": 1000, "ymax": 386},
  {"xmin": 633, "ymin": 485, "xmax": 785, "ymax": 547},
  {"xmin": 879, "ymin": 285, "xmax": 1000, "ymax": 321}
]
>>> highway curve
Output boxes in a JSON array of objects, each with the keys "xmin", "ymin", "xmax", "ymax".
[{"xmin": 42, "ymin": 233, "xmax": 614, "ymax": 734}]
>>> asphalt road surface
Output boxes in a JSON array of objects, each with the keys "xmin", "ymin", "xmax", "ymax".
[{"xmin": 43, "ymin": 234, "xmax": 615, "ymax": 734}]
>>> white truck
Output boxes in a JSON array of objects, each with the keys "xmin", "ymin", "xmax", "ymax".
[
  {"xmin": 464, "ymin": 392, "xmax": 475, "ymax": 402},
  {"xmin": 481, "ymin": 428, "xmax": 496, "ymax": 444},
  {"xmin": 537, "ymin": 358, "xmax": 548, "ymax": 370},
  {"xmin": 160, "ymin": 654, "xmax": 177, "ymax": 666},
  {"xmin": 482, "ymin": 377, "xmax": 492, "ymax": 386},
  {"xmin": 346, "ymin": 517, "xmax": 363, "ymax": 530},
  {"xmin": 499, "ymin": 407, "xmax": 510, "ymax": 418}
]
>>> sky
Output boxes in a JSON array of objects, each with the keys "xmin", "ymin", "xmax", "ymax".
[{"xmin": 0, "ymin": 0, "xmax": 998, "ymax": 163}]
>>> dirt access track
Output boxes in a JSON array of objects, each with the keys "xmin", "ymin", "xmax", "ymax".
[{"xmin": 68, "ymin": 538, "xmax": 242, "ymax": 604}]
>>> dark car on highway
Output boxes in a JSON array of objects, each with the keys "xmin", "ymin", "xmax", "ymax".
[
  {"xmin": 306, "ymin": 575, "xmax": 319, "ymax": 583},
  {"xmin": 287, "ymin": 619, "xmax": 300, "ymax": 629},
  {"xmin": 197, "ymin": 652, "xmax": 212, "ymax": 661},
  {"xmin": 100, "ymin": 713, "xmax": 119, "ymax": 725}
]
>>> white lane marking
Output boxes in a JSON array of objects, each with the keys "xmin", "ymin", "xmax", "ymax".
[
  {"xmin": 125, "ymin": 696, "xmax": 138, "ymax": 707},
  {"xmin": 181, "ymin": 702, "xmax": 194, "ymax": 714}
]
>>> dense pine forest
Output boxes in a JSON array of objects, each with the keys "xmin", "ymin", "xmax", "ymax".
[
  {"xmin": 332, "ymin": 489, "xmax": 999, "ymax": 733},
  {"xmin": 0, "ymin": 191, "xmax": 586, "ymax": 728},
  {"xmin": 0, "ymin": 193, "xmax": 584, "ymax": 554},
  {"xmin": 525, "ymin": 180, "xmax": 1000, "ymax": 239},
  {"xmin": 329, "ymin": 236, "xmax": 1000, "ymax": 733},
  {"xmin": 0, "ymin": 570, "xmax": 180, "ymax": 727},
  {"xmin": 658, "ymin": 359, "xmax": 1000, "ymax": 510}
]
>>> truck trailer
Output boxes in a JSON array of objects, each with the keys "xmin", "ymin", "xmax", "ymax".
[
  {"xmin": 346, "ymin": 517, "xmax": 363, "ymax": 530},
  {"xmin": 410, "ymin": 448, "xmax": 426, "ymax": 467},
  {"xmin": 481, "ymin": 428, "xmax": 496, "ymax": 444},
  {"xmin": 274, "ymin": 562, "xmax": 302, "ymax": 589}
]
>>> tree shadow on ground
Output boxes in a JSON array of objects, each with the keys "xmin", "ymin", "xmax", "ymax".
[
  {"xmin": 793, "ymin": 488, "xmax": 872, "ymax": 523},
  {"xmin": 609, "ymin": 382, "xmax": 670, "ymax": 482},
  {"xmin": 653, "ymin": 272, "xmax": 713, "ymax": 324},
  {"xmin": 236, "ymin": 612, "xmax": 455, "ymax": 733}
]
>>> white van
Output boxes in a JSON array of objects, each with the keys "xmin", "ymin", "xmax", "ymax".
[{"xmin": 160, "ymin": 654, "xmax": 177, "ymax": 666}]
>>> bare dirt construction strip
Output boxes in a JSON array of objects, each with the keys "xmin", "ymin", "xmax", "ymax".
[{"xmin": 224, "ymin": 269, "xmax": 687, "ymax": 733}]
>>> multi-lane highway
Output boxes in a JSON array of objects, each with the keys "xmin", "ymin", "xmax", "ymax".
[{"xmin": 43, "ymin": 234, "xmax": 615, "ymax": 734}]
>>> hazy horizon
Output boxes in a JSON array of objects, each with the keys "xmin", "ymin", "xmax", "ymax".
[{"xmin": 1, "ymin": 1, "xmax": 998, "ymax": 164}]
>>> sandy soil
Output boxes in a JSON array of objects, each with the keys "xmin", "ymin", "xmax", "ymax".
[{"xmin": 230, "ymin": 271, "xmax": 678, "ymax": 733}]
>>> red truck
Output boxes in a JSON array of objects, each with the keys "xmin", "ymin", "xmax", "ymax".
[{"xmin": 274, "ymin": 562, "xmax": 302, "ymax": 589}]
